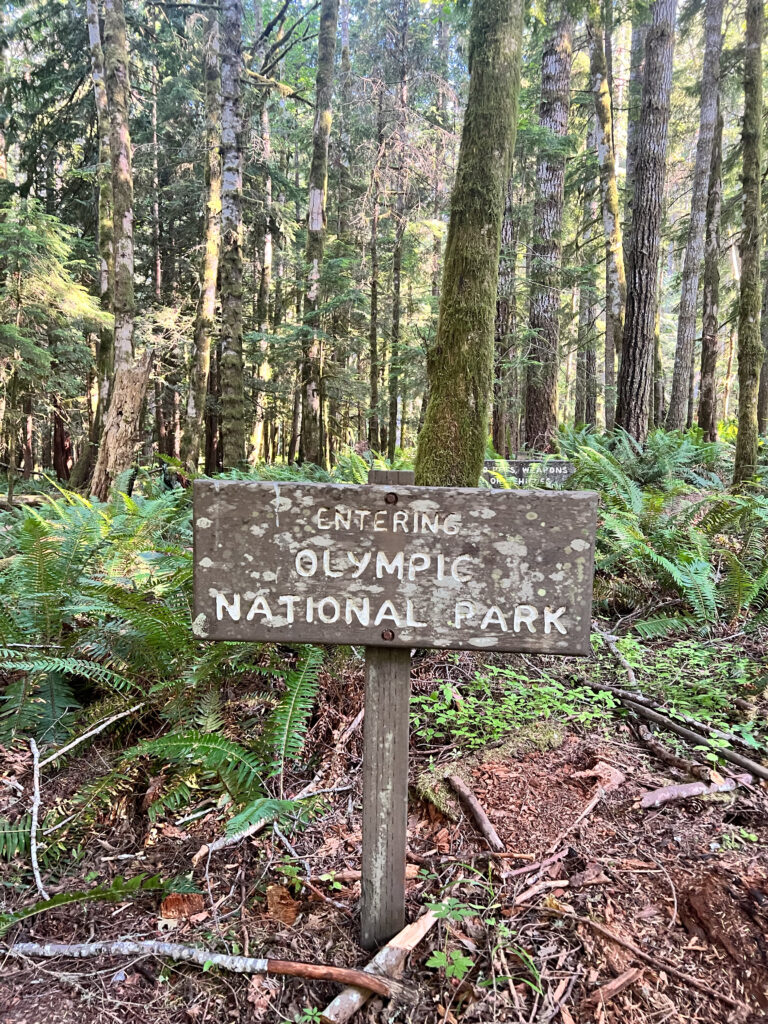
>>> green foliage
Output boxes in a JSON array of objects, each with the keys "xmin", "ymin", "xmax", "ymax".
[{"xmin": 263, "ymin": 646, "xmax": 324, "ymax": 792}]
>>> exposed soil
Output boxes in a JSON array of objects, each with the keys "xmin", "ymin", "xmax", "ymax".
[{"xmin": 1, "ymin": 655, "xmax": 768, "ymax": 1024}]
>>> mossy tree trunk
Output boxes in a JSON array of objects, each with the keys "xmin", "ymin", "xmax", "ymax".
[
  {"xmin": 697, "ymin": 103, "xmax": 722, "ymax": 442},
  {"xmin": 300, "ymin": 0, "xmax": 339, "ymax": 468},
  {"xmin": 524, "ymin": 3, "xmax": 573, "ymax": 452},
  {"xmin": 587, "ymin": 6, "xmax": 624, "ymax": 429},
  {"xmin": 665, "ymin": 0, "xmax": 724, "ymax": 430},
  {"xmin": 181, "ymin": 8, "xmax": 222, "ymax": 472},
  {"xmin": 493, "ymin": 177, "xmax": 518, "ymax": 457},
  {"xmin": 415, "ymin": 0, "xmax": 524, "ymax": 487},
  {"xmin": 733, "ymin": 0, "xmax": 764, "ymax": 485},
  {"xmin": 92, "ymin": 0, "xmax": 148, "ymax": 501},
  {"xmin": 576, "ymin": 121, "xmax": 598, "ymax": 428},
  {"xmin": 614, "ymin": 0, "xmax": 676, "ymax": 443},
  {"xmin": 219, "ymin": 0, "xmax": 245, "ymax": 469},
  {"xmin": 757, "ymin": 267, "xmax": 768, "ymax": 435}
]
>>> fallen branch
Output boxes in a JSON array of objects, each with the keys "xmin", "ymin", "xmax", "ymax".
[
  {"xmin": 320, "ymin": 910, "xmax": 438, "ymax": 1023},
  {"xmin": 538, "ymin": 909, "xmax": 748, "ymax": 1012},
  {"xmin": 595, "ymin": 628, "xmax": 768, "ymax": 782},
  {"xmin": 446, "ymin": 774, "xmax": 504, "ymax": 852},
  {"xmin": 2, "ymin": 939, "xmax": 409, "ymax": 1000},
  {"xmin": 28, "ymin": 739, "xmax": 49, "ymax": 900},
  {"xmin": 639, "ymin": 773, "xmax": 753, "ymax": 809},
  {"xmin": 632, "ymin": 719, "xmax": 708, "ymax": 779},
  {"xmin": 39, "ymin": 703, "xmax": 144, "ymax": 770}
]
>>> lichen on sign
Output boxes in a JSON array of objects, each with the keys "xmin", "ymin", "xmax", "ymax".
[{"xmin": 193, "ymin": 480, "xmax": 598, "ymax": 654}]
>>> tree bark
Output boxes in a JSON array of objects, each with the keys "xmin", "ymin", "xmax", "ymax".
[
  {"xmin": 733, "ymin": 0, "xmax": 764, "ymax": 484},
  {"xmin": 300, "ymin": 0, "xmax": 339, "ymax": 468},
  {"xmin": 757, "ymin": 267, "xmax": 768, "ymax": 434},
  {"xmin": 493, "ymin": 177, "xmax": 517, "ymax": 456},
  {"xmin": 587, "ymin": 8, "xmax": 625, "ymax": 427},
  {"xmin": 524, "ymin": 3, "xmax": 573, "ymax": 452},
  {"xmin": 665, "ymin": 0, "xmax": 724, "ymax": 430},
  {"xmin": 576, "ymin": 123, "xmax": 598, "ymax": 428},
  {"xmin": 623, "ymin": 7, "xmax": 648, "ymax": 269},
  {"xmin": 614, "ymin": 0, "xmax": 676, "ymax": 442},
  {"xmin": 71, "ymin": 0, "xmax": 114, "ymax": 490},
  {"xmin": 182, "ymin": 8, "xmax": 222, "ymax": 472},
  {"xmin": 697, "ymin": 103, "xmax": 722, "ymax": 441},
  {"xmin": 219, "ymin": 0, "xmax": 245, "ymax": 469},
  {"xmin": 415, "ymin": 0, "xmax": 525, "ymax": 486},
  {"xmin": 91, "ymin": 0, "xmax": 149, "ymax": 501}
]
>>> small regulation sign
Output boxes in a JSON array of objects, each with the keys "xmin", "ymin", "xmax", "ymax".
[{"xmin": 193, "ymin": 479, "xmax": 598, "ymax": 655}]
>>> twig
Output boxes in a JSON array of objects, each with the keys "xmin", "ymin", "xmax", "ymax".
[
  {"xmin": 1, "ymin": 940, "xmax": 408, "ymax": 999},
  {"xmin": 536, "ymin": 909, "xmax": 749, "ymax": 1012},
  {"xmin": 584, "ymin": 967, "xmax": 644, "ymax": 1006},
  {"xmin": 632, "ymin": 719, "xmax": 709, "ymax": 779},
  {"xmin": 320, "ymin": 910, "xmax": 438, "ymax": 1023},
  {"xmin": 446, "ymin": 775, "xmax": 504, "ymax": 852},
  {"xmin": 39, "ymin": 704, "xmax": 144, "ymax": 769},
  {"xmin": 28, "ymin": 739, "xmax": 49, "ymax": 900},
  {"xmin": 639, "ymin": 773, "xmax": 753, "ymax": 809}
]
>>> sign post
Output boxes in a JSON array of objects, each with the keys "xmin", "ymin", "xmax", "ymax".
[{"xmin": 192, "ymin": 470, "xmax": 597, "ymax": 948}]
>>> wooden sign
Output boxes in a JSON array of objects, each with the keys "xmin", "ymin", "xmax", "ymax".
[
  {"xmin": 193, "ymin": 478, "xmax": 597, "ymax": 656},
  {"xmin": 482, "ymin": 458, "xmax": 575, "ymax": 488}
]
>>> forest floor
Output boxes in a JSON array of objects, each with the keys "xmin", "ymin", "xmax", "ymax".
[{"xmin": 1, "ymin": 647, "xmax": 767, "ymax": 1024}]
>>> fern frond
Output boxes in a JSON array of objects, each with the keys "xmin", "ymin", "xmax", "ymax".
[{"xmin": 264, "ymin": 646, "xmax": 323, "ymax": 792}]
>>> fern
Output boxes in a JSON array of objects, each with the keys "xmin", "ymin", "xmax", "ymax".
[
  {"xmin": 224, "ymin": 797, "xmax": 300, "ymax": 837},
  {"xmin": 264, "ymin": 646, "xmax": 324, "ymax": 794}
]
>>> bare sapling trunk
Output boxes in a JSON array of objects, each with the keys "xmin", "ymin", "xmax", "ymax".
[{"xmin": 697, "ymin": 103, "xmax": 722, "ymax": 441}]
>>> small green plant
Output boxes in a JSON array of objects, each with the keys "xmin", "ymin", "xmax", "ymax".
[{"xmin": 426, "ymin": 948, "xmax": 475, "ymax": 980}]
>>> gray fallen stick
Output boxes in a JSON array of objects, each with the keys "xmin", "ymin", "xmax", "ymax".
[
  {"xmin": 639, "ymin": 773, "xmax": 753, "ymax": 809},
  {"xmin": 446, "ymin": 774, "xmax": 504, "ymax": 852}
]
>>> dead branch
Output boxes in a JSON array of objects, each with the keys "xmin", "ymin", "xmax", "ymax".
[
  {"xmin": 320, "ymin": 910, "xmax": 438, "ymax": 1023},
  {"xmin": 2, "ymin": 940, "xmax": 409, "ymax": 1000},
  {"xmin": 639, "ymin": 773, "xmax": 753, "ymax": 809},
  {"xmin": 39, "ymin": 704, "xmax": 144, "ymax": 770},
  {"xmin": 595, "ymin": 627, "xmax": 768, "ymax": 781},
  {"xmin": 28, "ymin": 739, "xmax": 49, "ymax": 900},
  {"xmin": 632, "ymin": 719, "xmax": 709, "ymax": 779},
  {"xmin": 446, "ymin": 774, "xmax": 504, "ymax": 852}
]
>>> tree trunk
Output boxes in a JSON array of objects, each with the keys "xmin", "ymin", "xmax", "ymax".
[
  {"xmin": 623, "ymin": 7, "xmax": 648, "ymax": 269},
  {"xmin": 576, "ymin": 123, "xmax": 598, "ymax": 428},
  {"xmin": 697, "ymin": 103, "xmax": 722, "ymax": 441},
  {"xmin": 181, "ymin": 9, "xmax": 222, "ymax": 472},
  {"xmin": 614, "ymin": 0, "xmax": 676, "ymax": 443},
  {"xmin": 219, "ymin": 0, "xmax": 245, "ymax": 469},
  {"xmin": 587, "ymin": 7, "xmax": 625, "ymax": 427},
  {"xmin": 524, "ymin": 3, "xmax": 573, "ymax": 452},
  {"xmin": 733, "ymin": 0, "xmax": 763, "ymax": 484},
  {"xmin": 52, "ymin": 396, "xmax": 72, "ymax": 481},
  {"xmin": 757, "ymin": 268, "xmax": 768, "ymax": 434},
  {"xmin": 665, "ymin": 0, "xmax": 724, "ymax": 430},
  {"xmin": 493, "ymin": 177, "xmax": 517, "ymax": 456},
  {"xmin": 71, "ymin": 0, "xmax": 114, "ymax": 489},
  {"xmin": 415, "ymin": 0, "xmax": 525, "ymax": 487},
  {"xmin": 91, "ymin": 0, "xmax": 149, "ymax": 501},
  {"xmin": 91, "ymin": 352, "xmax": 153, "ymax": 501},
  {"xmin": 300, "ymin": 0, "xmax": 339, "ymax": 468}
]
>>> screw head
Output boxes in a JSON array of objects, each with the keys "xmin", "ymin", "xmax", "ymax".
[
  {"xmin": 381, "ymin": 629, "xmax": 395, "ymax": 641},
  {"xmin": 384, "ymin": 492, "xmax": 398, "ymax": 505}
]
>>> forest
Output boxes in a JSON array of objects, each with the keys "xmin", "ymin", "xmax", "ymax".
[{"xmin": 1, "ymin": 0, "xmax": 768, "ymax": 1020}]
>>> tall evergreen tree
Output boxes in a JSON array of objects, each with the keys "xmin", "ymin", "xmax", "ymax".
[
  {"xmin": 415, "ymin": 0, "xmax": 524, "ymax": 486},
  {"xmin": 524, "ymin": 3, "xmax": 574, "ymax": 451},
  {"xmin": 733, "ymin": 0, "xmax": 764, "ymax": 484},
  {"xmin": 665, "ymin": 0, "xmax": 724, "ymax": 430},
  {"xmin": 615, "ymin": 0, "xmax": 677, "ymax": 442}
]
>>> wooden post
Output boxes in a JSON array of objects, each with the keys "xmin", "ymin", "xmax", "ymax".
[{"xmin": 361, "ymin": 468, "xmax": 414, "ymax": 949}]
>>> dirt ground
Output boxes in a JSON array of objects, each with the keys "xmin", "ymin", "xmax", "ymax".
[{"xmin": 1, "ymin": 657, "xmax": 767, "ymax": 1024}]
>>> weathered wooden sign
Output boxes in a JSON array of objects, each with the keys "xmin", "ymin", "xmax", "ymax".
[
  {"xmin": 193, "ymin": 478, "xmax": 597, "ymax": 656},
  {"xmin": 482, "ymin": 458, "xmax": 575, "ymax": 489}
]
